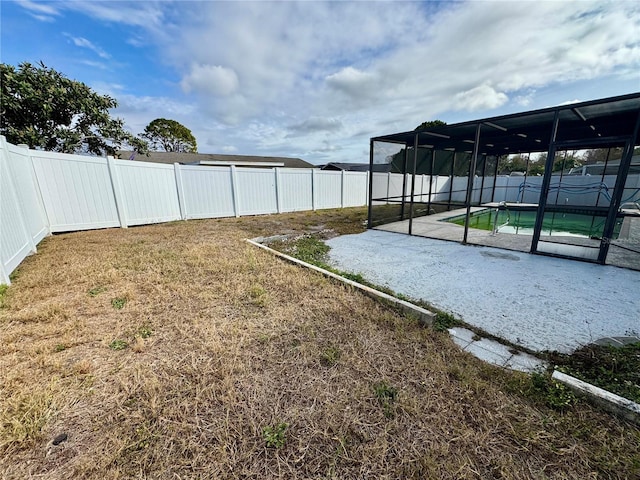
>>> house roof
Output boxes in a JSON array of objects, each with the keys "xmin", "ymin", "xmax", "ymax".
[
  {"xmin": 118, "ymin": 151, "xmax": 315, "ymax": 169},
  {"xmin": 321, "ymin": 162, "xmax": 390, "ymax": 172}
]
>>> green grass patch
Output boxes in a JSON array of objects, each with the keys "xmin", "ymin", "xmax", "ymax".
[
  {"xmin": 263, "ymin": 422, "xmax": 288, "ymax": 448},
  {"xmin": 138, "ymin": 324, "xmax": 153, "ymax": 339},
  {"xmin": 503, "ymin": 370, "xmax": 576, "ymax": 410},
  {"xmin": 550, "ymin": 342, "xmax": 640, "ymax": 403},
  {"xmin": 433, "ymin": 311, "xmax": 458, "ymax": 332},
  {"xmin": 275, "ymin": 235, "xmax": 330, "ymax": 266},
  {"xmin": 111, "ymin": 297, "xmax": 127, "ymax": 310},
  {"xmin": 530, "ymin": 372, "xmax": 576, "ymax": 409},
  {"xmin": 88, "ymin": 286, "xmax": 107, "ymax": 297},
  {"xmin": 0, "ymin": 284, "xmax": 8, "ymax": 308},
  {"xmin": 109, "ymin": 339, "xmax": 129, "ymax": 351},
  {"xmin": 373, "ymin": 381, "xmax": 398, "ymax": 418},
  {"xmin": 320, "ymin": 345, "xmax": 341, "ymax": 367}
]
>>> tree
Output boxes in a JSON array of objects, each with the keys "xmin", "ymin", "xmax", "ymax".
[
  {"xmin": 0, "ymin": 62, "xmax": 147, "ymax": 156},
  {"xmin": 141, "ymin": 118, "xmax": 197, "ymax": 153},
  {"xmin": 582, "ymin": 147, "xmax": 624, "ymax": 165},
  {"xmin": 415, "ymin": 119, "xmax": 447, "ymax": 131}
]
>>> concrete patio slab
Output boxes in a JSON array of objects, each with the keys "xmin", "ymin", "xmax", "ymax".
[
  {"xmin": 504, "ymin": 352, "xmax": 546, "ymax": 373},
  {"xmin": 326, "ymin": 229, "xmax": 640, "ymax": 353},
  {"xmin": 448, "ymin": 327, "xmax": 547, "ymax": 372}
]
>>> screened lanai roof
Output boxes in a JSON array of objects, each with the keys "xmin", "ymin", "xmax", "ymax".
[{"xmin": 372, "ymin": 92, "xmax": 640, "ymax": 156}]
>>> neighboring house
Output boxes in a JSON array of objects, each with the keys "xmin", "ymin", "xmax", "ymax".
[
  {"xmin": 321, "ymin": 162, "xmax": 390, "ymax": 172},
  {"xmin": 118, "ymin": 151, "xmax": 315, "ymax": 169},
  {"xmin": 566, "ymin": 156, "xmax": 640, "ymax": 176}
]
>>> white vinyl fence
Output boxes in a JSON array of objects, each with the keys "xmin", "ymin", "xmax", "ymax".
[
  {"xmin": 0, "ymin": 137, "xmax": 368, "ymax": 284},
  {"xmin": 372, "ymin": 171, "xmax": 640, "ymax": 208}
]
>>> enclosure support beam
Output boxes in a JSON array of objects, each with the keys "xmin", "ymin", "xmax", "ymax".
[
  {"xmin": 531, "ymin": 110, "xmax": 560, "ymax": 253},
  {"xmin": 553, "ymin": 151, "xmax": 567, "ymax": 205},
  {"xmin": 447, "ymin": 152, "xmax": 455, "ymax": 210},
  {"xmin": 491, "ymin": 155, "xmax": 500, "ymax": 202},
  {"xmin": 594, "ymin": 148, "xmax": 611, "ymax": 208},
  {"xmin": 400, "ymin": 144, "xmax": 408, "ymax": 220},
  {"xmin": 597, "ymin": 110, "xmax": 640, "ymax": 263},
  {"xmin": 427, "ymin": 149, "xmax": 435, "ymax": 216},
  {"xmin": 478, "ymin": 154, "xmax": 487, "ymax": 204},
  {"xmin": 408, "ymin": 134, "xmax": 419, "ymax": 235},
  {"xmin": 367, "ymin": 139, "xmax": 374, "ymax": 228},
  {"xmin": 463, "ymin": 123, "xmax": 481, "ymax": 244}
]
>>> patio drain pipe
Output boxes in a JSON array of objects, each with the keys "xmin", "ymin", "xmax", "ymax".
[{"xmin": 246, "ymin": 238, "xmax": 436, "ymax": 327}]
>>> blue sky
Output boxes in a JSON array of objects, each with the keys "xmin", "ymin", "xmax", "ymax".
[{"xmin": 2, "ymin": 1, "xmax": 639, "ymax": 163}]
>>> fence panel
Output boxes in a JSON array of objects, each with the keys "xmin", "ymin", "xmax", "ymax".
[
  {"xmin": 371, "ymin": 172, "xmax": 389, "ymax": 200},
  {"xmin": 115, "ymin": 160, "xmax": 181, "ymax": 226},
  {"xmin": 450, "ymin": 177, "xmax": 469, "ymax": 202},
  {"xmin": 480, "ymin": 176, "xmax": 496, "ymax": 203},
  {"xmin": 431, "ymin": 176, "xmax": 449, "ymax": 201},
  {"xmin": 387, "ymin": 173, "xmax": 405, "ymax": 200},
  {"xmin": 279, "ymin": 169, "xmax": 313, "ymax": 212},
  {"xmin": 314, "ymin": 171, "xmax": 342, "ymax": 209},
  {"xmin": 30, "ymin": 151, "xmax": 120, "ymax": 232},
  {"xmin": 5, "ymin": 143, "xmax": 48, "ymax": 243},
  {"xmin": 343, "ymin": 171, "xmax": 368, "ymax": 207},
  {"xmin": 0, "ymin": 146, "xmax": 33, "ymax": 282},
  {"xmin": 179, "ymin": 165, "xmax": 236, "ymax": 219},
  {"xmin": 236, "ymin": 168, "xmax": 278, "ymax": 215}
]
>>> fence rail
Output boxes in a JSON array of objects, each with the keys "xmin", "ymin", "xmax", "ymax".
[
  {"xmin": 372, "ymin": 172, "xmax": 640, "ymax": 207},
  {"xmin": 0, "ymin": 137, "xmax": 368, "ymax": 284}
]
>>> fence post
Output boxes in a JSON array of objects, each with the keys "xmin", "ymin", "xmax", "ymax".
[
  {"xmin": 106, "ymin": 156, "xmax": 128, "ymax": 228},
  {"xmin": 2, "ymin": 140, "xmax": 37, "ymax": 253},
  {"xmin": 17, "ymin": 144, "xmax": 51, "ymax": 235},
  {"xmin": 174, "ymin": 163, "xmax": 187, "ymax": 220},
  {"xmin": 230, "ymin": 165, "xmax": 240, "ymax": 217},
  {"xmin": 0, "ymin": 261, "xmax": 9, "ymax": 285},
  {"xmin": 274, "ymin": 168, "xmax": 283, "ymax": 214},
  {"xmin": 0, "ymin": 140, "xmax": 12, "ymax": 284},
  {"xmin": 365, "ymin": 171, "xmax": 370, "ymax": 206},
  {"xmin": 386, "ymin": 171, "xmax": 391, "ymax": 204},
  {"xmin": 341, "ymin": 170, "xmax": 346, "ymax": 208},
  {"xmin": 0, "ymin": 138, "xmax": 31, "ymax": 284},
  {"xmin": 311, "ymin": 169, "xmax": 317, "ymax": 211}
]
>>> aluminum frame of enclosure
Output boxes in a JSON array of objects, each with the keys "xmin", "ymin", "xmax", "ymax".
[{"xmin": 368, "ymin": 92, "xmax": 640, "ymax": 268}]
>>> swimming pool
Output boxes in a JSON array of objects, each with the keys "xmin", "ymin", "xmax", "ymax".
[{"xmin": 444, "ymin": 208, "xmax": 622, "ymax": 239}]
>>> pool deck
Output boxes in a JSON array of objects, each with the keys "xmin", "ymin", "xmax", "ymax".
[
  {"xmin": 375, "ymin": 206, "xmax": 640, "ymax": 271},
  {"xmin": 326, "ymin": 229, "xmax": 640, "ymax": 354}
]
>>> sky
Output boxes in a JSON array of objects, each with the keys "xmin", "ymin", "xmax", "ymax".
[{"xmin": 1, "ymin": 1, "xmax": 639, "ymax": 164}]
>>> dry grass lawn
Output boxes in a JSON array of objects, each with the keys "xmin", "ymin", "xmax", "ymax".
[{"xmin": 1, "ymin": 207, "xmax": 639, "ymax": 479}]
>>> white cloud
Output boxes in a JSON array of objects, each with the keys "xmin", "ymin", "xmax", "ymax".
[
  {"xmin": 557, "ymin": 99, "xmax": 583, "ymax": 107},
  {"xmin": 180, "ymin": 64, "xmax": 239, "ymax": 97},
  {"xmin": 288, "ymin": 117, "xmax": 343, "ymax": 136},
  {"xmin": 63, "ymin": 34, "xmax": 111, "ymax": 59},
  {"xmin": 514, "ymin": 91, "xmax": 536, "ymax": 107},
  {"xmin": 31, "ymin": 14, "xmax": 56, "ymax": 23},
  {"xmin": 65, "ymin": 1, "xmax": 167, "ymax": 29},
  {"xmin": 79, "ymin": 60, "xmax": 110, "ymax": 71},
  {"xmin": 326, "ymin": 67, "xmax": 378, "ymax": 100},
  {"xmin": 454, "ymin": 84, "xmax": 509, "ymax": 111},
  {"xmin": 16, "ymin": 0, "xmax": 60, "ymax": 21},
  {"xmin": 26, "ymin": 0, "xmax": 640, "ymax": 163}
]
